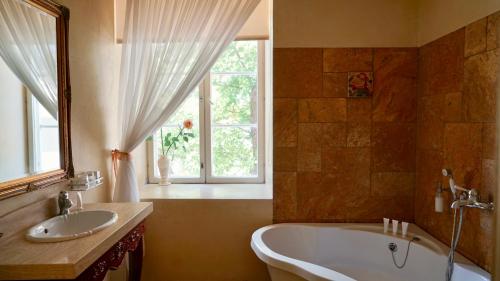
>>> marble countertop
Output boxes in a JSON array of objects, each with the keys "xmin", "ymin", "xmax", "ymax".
[{"xmin": 0, "ymin": 202, "xmax": 153, "ymax": 280}]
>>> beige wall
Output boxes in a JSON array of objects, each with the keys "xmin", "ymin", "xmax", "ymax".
[
  {"xmin": 418, "ymin": 0, "xmax": 500, "ymax": 46},
  {"xmin": 59, "ymin": 0, "xmax": 123, "ymax": 203},
  {"xmin": 274, "ymin": 0, "xmax": 500, "ymax": 48},
  {"xmin": 141, "ymin": 199, "xmax": 272, "ymax": 281},
  {"xmin": 237, "ymin": 0, "xmax": 270, "ymax": 39},
  {"xmin": 274, "ymin": 0, "xmax": 418, "ymax": 48},
  {"xmin": 0, "ymin": 59, "xmax": 28, "ymax": 182}
]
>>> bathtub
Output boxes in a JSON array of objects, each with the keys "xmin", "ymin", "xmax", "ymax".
[{"xmin": 251, "ymin": 224, "xmax": 490, "ymax": 281}]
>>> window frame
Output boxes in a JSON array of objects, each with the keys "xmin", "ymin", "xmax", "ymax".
[{"xmin": 147, "ymin": 40, "xmax": 266, "ymax": 184}]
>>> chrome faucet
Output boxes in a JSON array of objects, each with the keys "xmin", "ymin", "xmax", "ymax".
[
  {"xmin": 442, "ymin": 168, "xmax": 494, "ymax": 211},
  {"xmin": 58, "ymin": 191, "xmax": 73, "ymax": 215},
  {"xmin": 450, "ymin": 188, "xmax": 494, "ymax": 210}
]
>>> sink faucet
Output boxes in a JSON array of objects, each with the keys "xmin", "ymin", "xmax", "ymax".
[
  {"xmin": 450, "ymin": 188, "xmax": 494, "ymax": 210},
  {"xmin": 58, "ymin": 191, "xmax": 73, "ymax": 215}
]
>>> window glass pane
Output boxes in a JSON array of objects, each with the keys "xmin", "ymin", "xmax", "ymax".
[
  {"xmin": 211, "ymin": 41, "xmax": 258, "ymax": 73},
  {"xmin": 211, "ymin": 74, "xmax": 257, "ymax": 125},
  {"xmin": 212, "ymin": 126, "xmax": 258, "ymax": 177},
  {"xmin": 165, "ymin": 88, "xmax": 199, "ymax": 125},
  {"xmin": 39, "ymin": 127, "xmax": 59, "ymax": 171},
  {"xmin": 210, "ymin": 40, "xmax": 260, "ymax": 179},
  {"xmin": 35, "ymin": 98, "xmax": 59, "ymax": 172},
  {"xmin": 153, "ymin": 90, "xmax": 200, "ymax": 178}
]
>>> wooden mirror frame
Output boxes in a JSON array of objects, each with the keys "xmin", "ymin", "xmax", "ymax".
[{"xmin": 0, "ymin": 0, "xmax": 73, "ymax": 200}]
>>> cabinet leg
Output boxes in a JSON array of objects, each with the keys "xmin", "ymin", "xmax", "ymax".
[{"xmin": 128, "ymin": 237, "xmax": 143, "ymax": 281}]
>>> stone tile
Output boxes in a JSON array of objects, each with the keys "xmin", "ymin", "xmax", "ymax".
[
  {"xmin": 347, "ymin": 98, "xmax": 371, "ymax": 122},
  {"xmin": 297, "ymin": 171, "xmax": 370, "ymax": 221},
  {"xmin": 322, "ymin": 147, "xmax": 370, "ymax": 174},
  {"xmin": 322, "ymin": 123, "xmax": 347, "ymax": 148},
  {"xmin": 274, "ymin": 48, "xmax": 323, "ymax": 98},
  {"xmin": 443, "ymin": 123, "xmax": 482, "ymax": 188},
  {"xmin": 481, "ymin": 159, "xmax": 496, "ymax": 201},
  {"xmin": 296, "ymin": 172, "xmax": 338, "ymax": 220},
  {"xmin": 487, "ymin": 11, "xmax": 500, "ymax": 51},
  {"xmin": 323, "ymin": 73, "xmax": 347, "ymax": 97},
  {"xmin": 465, "ymin": 18, "xmax": 487, "ymax": 57},
  {"xmin": 273, "ymin": 147, "xmax": 297, "ymax": 172},
  {"xmin": 476, "ymin": 209, "xmax": 495, "ymax": 272},
  {"xmin": 297, "ymin": 149, "xmax": 321, "ymax": 172},
  {"xmin": 298, "ymin": 123, "xmax": 322, "ymax": 151},
  {"xmin": 273, "ymin": 172, "xmax": 297, "ymax": 221},
  {"xmin": 347, "ymin": 122, "xmax": 370, "ymax": 147},
  {"xmin": 417, "ymin": 121, "xmax": 444, "ymax": 151},
  {"xmin": 323, "ymin": 48, "xmax": 373, "ymax": 72},
  {"xmin": 458, "ymin": 211, "xmax": 481, "ymax": 260},
  {"xmin": 291, "ymin": 122, "xmax": 347, "ymax": 150},
  {"xmin": 415, "ymin": 149, "xmax": 444, "ymax": 209},
  {"xmin": 443, "ymin": 92, "xmax": 463, "ymax": 122},
  {"xmin": 463, "ymin": 49, "xmax": 499, "ymax": 122},
  {"xmin": 274, "ymin": 99, "xmax": 297, "ymax": 147},
  {"xmin": 346, "ymin": 195, "xmax": 414, "ymax": 221},
  {"xmin": 347, "ymin": 71, "xmax": 373, "ymax": 97},
  {"xmin": 372, "ymin": 123, "xmax": 416, "ymax": 172},
  {"xmin": 298, "ymin": 98, "xmax": 347, "ymax": 122},
  {"xmin": 416, "ymin": 95, "xmax": 444, "ymax": 150},
  {"xmin": 296, "ymin": 172, "xmax": 324, "ymax": 220},
  {"xmin": 371, "ymin": 172, "xmax": 415, "ymax": 196},
  {"xmin": 418, "ymin": 29, "xmax": 464, "ymax": 96},
  {"xmin": 417, "ymin": 94, "xmax": 444, "ymax": 122},
  {"xmin": 482, "ymin": 123, "xmax": 496, "ymax": 160},
  {"xmin": 372, "ymin": 48, "xmax": 418, "ymax": 122}
]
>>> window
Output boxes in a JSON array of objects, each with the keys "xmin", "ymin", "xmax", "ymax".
[
  {"xmin": 148, "ymin": 40, "xmax": 265, "ymax": 184},
  {"xmin": 27, "ymin": 93, "xmax": 60, "ymax": 173}
]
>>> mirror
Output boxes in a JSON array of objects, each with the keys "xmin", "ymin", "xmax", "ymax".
[{"xmin": 0, "ymin": 0, "xmax": 72, "ymax": 200}]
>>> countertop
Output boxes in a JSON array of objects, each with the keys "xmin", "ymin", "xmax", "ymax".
[{"xmin": 0, "ymin": 202, "xmax": 153, "ymax": 280}]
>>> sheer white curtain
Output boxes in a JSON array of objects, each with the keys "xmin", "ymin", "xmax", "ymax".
[
  {"xmin": 0, "ymin": 0, "xmax": 58, "ymax": 119},
  {"xmin": 113, "ymin": 0, "xmax": 260, "ymax": 202}
]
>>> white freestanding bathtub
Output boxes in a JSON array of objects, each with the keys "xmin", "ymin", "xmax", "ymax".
[{"xmin": 251, "ymin": 224, "xmax": 490, "ymax": 281}]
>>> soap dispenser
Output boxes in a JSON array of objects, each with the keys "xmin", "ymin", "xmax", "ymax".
[{"xmin": 435, "ymin": 183, "xmax": 444, "ymax": 213}]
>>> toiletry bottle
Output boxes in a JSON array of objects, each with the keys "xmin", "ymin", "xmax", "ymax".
[{"xmin": 435, "ymin": 183, "xmax": 444, "ymax": 213}]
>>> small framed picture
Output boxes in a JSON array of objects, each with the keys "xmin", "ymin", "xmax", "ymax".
[{"xmin": 348, "ymin": 72, "xmax": 373, "ymax": 98}]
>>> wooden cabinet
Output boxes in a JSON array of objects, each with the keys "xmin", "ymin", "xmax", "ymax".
[{"xmin": 30, "ymin": 221, "xmax": 145, "ymax": 281}]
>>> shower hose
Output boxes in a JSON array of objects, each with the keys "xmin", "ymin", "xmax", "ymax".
[{"xmin": 446, "ymin": 206, "xmax": 464, "ymax": 281}]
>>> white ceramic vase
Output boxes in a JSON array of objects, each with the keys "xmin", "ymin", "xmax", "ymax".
[{"xmin": 157, "ymin": 155, "xmax": 171, "ymax": 186}]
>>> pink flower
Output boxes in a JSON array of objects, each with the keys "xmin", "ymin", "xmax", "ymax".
[{"xmin": 183, "ymin": 119, "xmax": 193, "ymax": 129}]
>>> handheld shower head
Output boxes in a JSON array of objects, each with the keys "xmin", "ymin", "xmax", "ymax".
[
  {"xmin": 442, "ymin": 169, "xmax": 453, "ymax": 178},
  {"xmin": 442, "ymin": 168, "xmax": 461, "ymax": 199}
]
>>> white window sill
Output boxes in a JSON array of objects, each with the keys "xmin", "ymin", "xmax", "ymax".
[{"xmin": 139, "ymin": 183, "xmax": 273, "ymax": 200}]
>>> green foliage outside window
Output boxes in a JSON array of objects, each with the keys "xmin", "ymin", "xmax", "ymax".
[{"xmin": 154, "ymin": 41, "xmax": 260, "ymax": 179}]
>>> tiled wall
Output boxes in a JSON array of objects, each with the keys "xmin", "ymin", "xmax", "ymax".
[
  {"xmin": 273, "ymin": 11, "xmax": 499, "ymax": 272},
  {"xmin": 415, "ymin": 12, "xmax": 499, "ymax": 271},
  {"xmin": 273, "ymin": 47, "xmax": 418, "ymax": 222}
]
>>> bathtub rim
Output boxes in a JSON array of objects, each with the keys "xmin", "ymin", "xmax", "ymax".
[
  {"xmin": 251, "ymin": 223, "xmax": 491, "ymax": 281},
  {"xmin": 251, "ymin": 225, "xmax": 356, "ymax": 281}
]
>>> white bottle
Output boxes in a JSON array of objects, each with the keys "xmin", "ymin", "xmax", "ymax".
[
  {"xmin": 383, "ymin": 218, "xmax": 390, "ymax": 233},
  {"xmin": 392, "ymin": 220, "xmax": 399, "ymax": 235},
  {"xmin": 402, "ymin": 222, "xmax": 409, "ymax": 237},
  {"xmin": 435, "ymin": 184, "xmax": 444, "ymax": 213}
]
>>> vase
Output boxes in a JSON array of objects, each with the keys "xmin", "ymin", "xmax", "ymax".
[{"xmin": 157, "ymin": 155, "xmax": 171, "ymax": 186}]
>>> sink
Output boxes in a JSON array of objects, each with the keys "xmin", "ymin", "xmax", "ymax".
[{"xmin": 26, "ymin": 210, "xmax": 118, "ymax": 243}]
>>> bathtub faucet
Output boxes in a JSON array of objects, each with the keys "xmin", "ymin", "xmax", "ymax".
[
  {"xmin": 442, "ymin": 168, "xmax": 494, "ymax": 211},
  {"xmin": 450, "ymin": 188, "xmax": 494, "ymax": 210}
]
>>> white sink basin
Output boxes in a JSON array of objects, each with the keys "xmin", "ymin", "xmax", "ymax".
[{"xmin": 26, "ymin": 210, "xmax": 118, "ymax": 243}]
